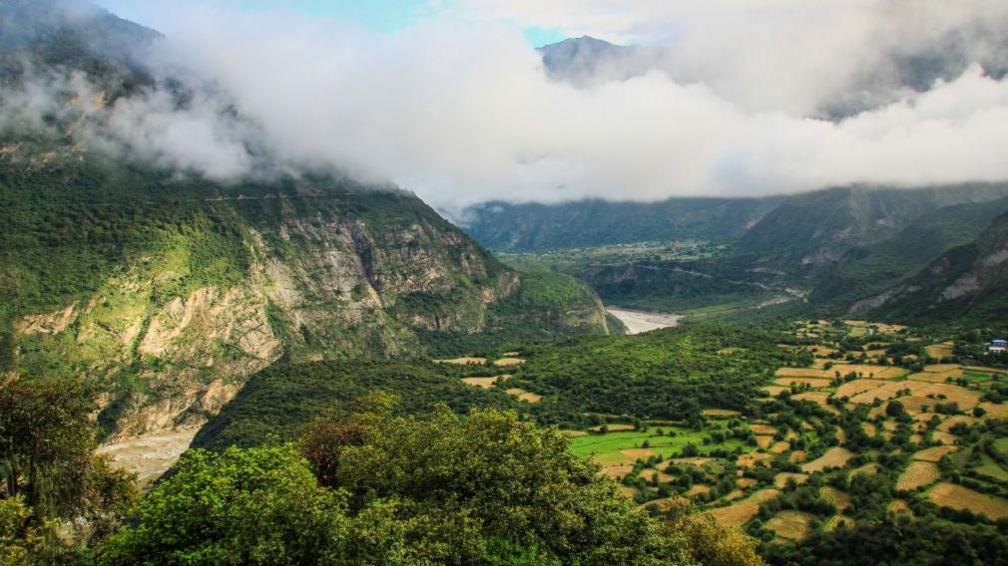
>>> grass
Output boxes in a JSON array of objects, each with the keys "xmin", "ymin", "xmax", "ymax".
[
  {"xmin": 975, "ymin": 456, "xmax": 1008, "ymax": 482},
  {"xmin": 569, "ymin": 428, "xmax": 745, "ymax": 463},
  {"xmin": 993, "ymin": 437, "xmax": 1008, "ymax": 458}
]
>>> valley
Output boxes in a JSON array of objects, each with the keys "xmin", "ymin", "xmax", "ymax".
[
  {"xmin": 436, "ymin": 319, "xmax": 1008, "ymax": 561},
  {"xmin": 4, "ymin": 1, "xmax": 1008, "ymax": 564},
  {"xmin": 474, "ymin": 185, "xmax": 1008, "ymax": 325},
  {"xmin": 164, "ymin": 313, "xmax": 1008, "ymax": 563}
]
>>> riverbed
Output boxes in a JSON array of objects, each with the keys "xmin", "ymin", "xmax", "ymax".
[{"xmin": 606, "ymin": 307, "xmax": 681, "ymax": 335}]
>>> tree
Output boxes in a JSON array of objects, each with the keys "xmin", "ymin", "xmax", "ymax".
[
  {"xmin": 0, "ymin": 374, "xmax": 95, "ymax": 517},
  {"xmin": 102, "ymin": 445, "xmax": 349, "ymax": 565},
  {"xmin": 301, "ymin": 402, "xmax": 692, "ymax": 564},
  {"xmin": 0, "ymin": 374, "xmax": 139, "ymax": 562},
  {"xmin": 107, "ymin": 402, "xmax": 698, "ymax": 564},
  {"xmin": 885, "ymin": 400, "xmax": 906, "ymax": 419},
  {"xmin": 0, "ymin": 496, "xmax": 73, "ymax": 564},
  {"xmin": 664, "ymin": 499, "xmax": 762, "ymax": 566}
]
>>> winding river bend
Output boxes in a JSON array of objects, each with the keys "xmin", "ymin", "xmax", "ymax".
[{"xmin": 606, "ymin": 307, "xmax": 681, "ymax": 335}]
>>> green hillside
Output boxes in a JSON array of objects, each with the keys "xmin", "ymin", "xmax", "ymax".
[
  {"xmin": 809, "ymin": 198, "xmax": 1008, "ymax": 310},
  {"xmin": 860, "ymin": 212, "xmax": 1008, "ymax": 322}
]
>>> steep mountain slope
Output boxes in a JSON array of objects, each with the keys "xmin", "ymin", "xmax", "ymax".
[
  {"xmin": 0, "ymin": 153, "xmax": 612, "ymax": 439},
  {"xmin": 461, "ymin": 196, "xmax": 782, "ymax": 251},
  {"xmin": 738, "ymin": 185, "xmax": 1008, "ymax": 269},
  {"xmin": 0, "ymin": 1, "xmax": 613, "ymax": 439},
  {"xmin": 855, "ymin": 212, "xmax": 1008, "ymax": 321},
  {"xmin": 0, "ymin": 0, "xmax": 160, "ymax": 86},
  {"xmin": 809, "ymin": 197, "xmax": 1008, "ymax": 309}
]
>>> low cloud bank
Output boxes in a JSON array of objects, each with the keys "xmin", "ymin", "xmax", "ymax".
[{"xmin": 7, "ymin": 1, "xmax": 1008, "ymax": 211}]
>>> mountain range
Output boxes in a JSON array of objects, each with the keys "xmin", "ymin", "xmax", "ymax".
[{"xmin": 462, "ymin": 183, "xmax": 1008, "ymax": 321}]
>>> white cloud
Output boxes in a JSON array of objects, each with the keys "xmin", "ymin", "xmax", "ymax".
[
  {"xmin": 13, "ymin": 1, "xmax": 1008, "ymax": 212},
  {"xmin": 93, "ymin": 87, "xmax": 255, "ymax": 181},
  {"xmin": 457, "ymin": 0, "xmax": 1008, "ymax": 114}
]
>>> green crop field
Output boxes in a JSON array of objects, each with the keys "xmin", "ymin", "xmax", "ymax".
[{"xmin": 570, "ymin": 427, "xmax": 747, "ymax": 463}]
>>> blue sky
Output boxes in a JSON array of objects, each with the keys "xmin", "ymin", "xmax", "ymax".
[{"xmin": 96, "ymin": 0, "xmax": 568, "ymax": 47}]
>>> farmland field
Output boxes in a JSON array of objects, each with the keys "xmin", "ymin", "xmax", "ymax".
[
  {"xmin": 925, "ymin": 342, "xmax": 954, "ymax": 360},
  {"xmin": 823, "ymin": 515, "xmax": 855, "ymax": 532},
  {"xmin": 461, "ymin": 376, "xmax": 498, "ymax": 389},
  {"xmin": 708, "ymin": 489, "xmax": 780, "ymax": 526},
  {"xmin": 913, "ymin": 445, "xmax": 958, "ymax": 463},
  {"xmin": 897, "ymin": 461, "xmax": 941, "ymax": 491},
  {"xmin": 928, "ymin": 483, "xmax": 1008, "ymax": 521},
  {"xmin": 503, "ymin": 388, "xmax": 541, "ymax": 403},
  {"xmin": 820, "ymin": 486, "xmax": 851, "ymax": 511},
  {"xmin": 431, "ymin": 318, "xmax": 1008, "ymax": 558},
  {"xmin": 801, "ymin": 447, "xmax": 853, "ymax": 473},
  {"xmin": 766, "ymin": 510, "xmax": 814, "ymax": 540},
  {"xmin": 569, "ymin": 427, "xmax": 745, "ymax": 465}
]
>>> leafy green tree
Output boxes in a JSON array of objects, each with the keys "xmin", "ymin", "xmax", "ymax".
[
  {"xmin": 0, "ymin": 496, "xmax": 75, "ymax": 565},
  {"xmin": 300, "ymin": 402, "xmax": 691, "ymax": 564},
  {"xmin": 0, "ymin": 373, "xmax": 139, "ymax": 563},
  {"xmin": 108, "ymin": 401, "xmax": 696, "ymax": 564},
  {"xmin": 885, "ymin": 400, "xmax": 906, "ymax": 419},
  {"xmin": 0, "ymin": 375, "xmax": 96, "ymax": 517},
  {"xmin": 102, "ymin": 445, "xmax": 349, "ymax": 565}
]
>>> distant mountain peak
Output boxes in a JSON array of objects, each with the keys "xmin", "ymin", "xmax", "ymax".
[
  {"xmin": 538, "ymin": 35, "xmax": 640, "ymax": 86},
  {"xmin": 541, "ymin": 35, "xmax": 617, "ymax": 49}
]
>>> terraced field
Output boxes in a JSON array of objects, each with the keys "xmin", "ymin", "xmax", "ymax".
[
  {"xmin": 766, "ymin": 510, "xmax": 814, "ymax": 540},
  {"xmin": 708, "ymin": 489, "xmax": 781, "ymax": 527},
  {"xmin": 928, "ymin": 483, "xmax": 1008, "ymax": 521},
  {"xmin": 549, "ymin": 319, "xmax": 1008, "ymax": 552},
  {"xmin": 897, "ymin": 461, "xmax": 940, "ymax": 491},
  {"xmin": 802, "ymin": 447, "xmax": 853, "ymax": 473}
]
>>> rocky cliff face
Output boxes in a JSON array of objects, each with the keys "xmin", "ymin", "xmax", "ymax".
[{"xmin": 3, "ymin": 169, "xmax": 610, "ymax": 440}]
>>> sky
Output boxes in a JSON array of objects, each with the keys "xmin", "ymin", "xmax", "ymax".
[
  {"xmin": 38, "ymin": 1, "xmax": 1008, "ymax": 212},
  {"xmin": 96, "ymin": 0, "xmax": 568, "ymax": 46}
]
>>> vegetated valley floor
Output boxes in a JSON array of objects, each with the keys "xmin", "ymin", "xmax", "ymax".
[
  {"xmin": 101, "ymin": 316, "xmax": 1008, "ymax": 560},
  {"xmin": 432, "ymin": 318, "xmax": 1008, "ymax": 558}
]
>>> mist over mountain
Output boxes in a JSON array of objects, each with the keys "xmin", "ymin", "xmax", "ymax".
[
  {"xmin": 4, "ymin": 0, "xmax": 1003, "ymax": 211},
  {"xmin": 0, "ymin": 0, "xmax": 160, "ymax": 69},
  {"xmin": 0, "ymin": 0, "xmax": 614, "ymax": 441},
  {"xmin": 539, "ymin": 32, "xmax": 1008, "ymax": 119}
]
